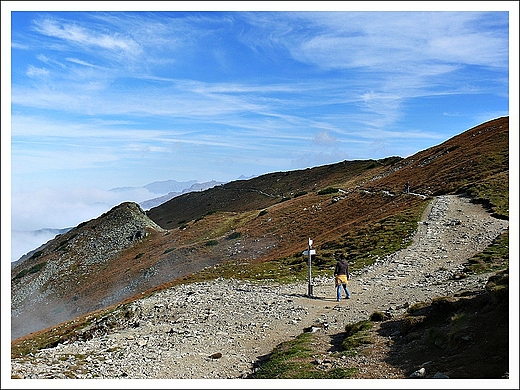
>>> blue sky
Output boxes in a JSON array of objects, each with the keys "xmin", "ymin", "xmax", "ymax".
[{"xmin": 2, "ymin": 2, "xmax": 518, "ymax": 262}]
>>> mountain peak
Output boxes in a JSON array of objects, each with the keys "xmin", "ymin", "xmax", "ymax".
[{"xmin": 11, "ymin": 201, "xmax": 165, "ymax": 339}]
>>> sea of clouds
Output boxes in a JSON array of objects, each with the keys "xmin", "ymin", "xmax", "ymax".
[{"xmin": 10, "ymin": 186, "xmax": 161, "ymax": 263}]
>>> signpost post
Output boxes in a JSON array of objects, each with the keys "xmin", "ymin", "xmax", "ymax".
[{"xmin": 302, "ymin": 238, "xmax": 315, "ymax": 297}]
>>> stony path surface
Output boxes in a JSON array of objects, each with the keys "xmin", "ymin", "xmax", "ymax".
[{"xmin": 11, "ymin": 195, "xmax": 508, "ymax": 379}]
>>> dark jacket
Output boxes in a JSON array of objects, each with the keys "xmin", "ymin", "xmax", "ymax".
[{"xmin": 334, "ymin": 260, "xmax": 350, "ymax": 279}]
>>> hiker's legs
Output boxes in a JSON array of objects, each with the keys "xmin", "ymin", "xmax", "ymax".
[
  {"xmin": 343, "ymin": 283, "xmax": 351, "ymax": 298},
  {"xmin": 336, "ymin": 285, "xmax": 342, "ymax": 301}
]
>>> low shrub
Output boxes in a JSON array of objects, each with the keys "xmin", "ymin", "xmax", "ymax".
[
  {"xmin": 227, "ymin": 232, "xmax": 242, "ymax": 240},
  {"xmin": 317, "ymin": 187, "xmax": 339, "ymax": 195},
  {"xmin": 407, "ymin": 301, "xmax": 429, "ymax": 314},
  {"xmin": 401, "ymin": 315, "xmax": 425, "ymax": 335},
  {"xmin": 341, "ymin": 320, "xmax": 374, "ymax": 352},
  {"xmin": 369, "ymin": 311, "xmax": 389, "ymax": 322},
  {"xmin": 12, "ymin": 262, "xmax": 47, "ymax": 281}
]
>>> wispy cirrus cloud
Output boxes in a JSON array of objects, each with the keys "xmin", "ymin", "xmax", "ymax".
[
  {"xmin": 32, "ymin": 17, "xmax": 142, "ymax": 57},
  {"xmin": 26, "ymin": 65, "xmax": 49, "ymax": 78},
  {"xmin": 65, "ymin": 57, "xmax": 106, "ymax": 68},
  {"xmin": 13, "ymin": 11, "xmax": 508, "ymax": 135},
  {"xmin": 285, "ymin": 12, "xmax": 508, "ymax": 70}
]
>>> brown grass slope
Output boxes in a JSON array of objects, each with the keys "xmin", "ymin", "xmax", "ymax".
[
  {"xmin": 146, "ymin": 156, "xmax": 402, "ymax": 229},
  {"xmin": 11, "ymin": 116, "xmax": 509, "ymax": 342},
  {"xmin": 148, "ymin": 116, "xmax": 508, "ymax": 229}
]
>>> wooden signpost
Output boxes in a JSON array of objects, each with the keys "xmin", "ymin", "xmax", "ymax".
[{"xmin": 302, "ymin": 238, "xmax": 315, "ymax": 297}]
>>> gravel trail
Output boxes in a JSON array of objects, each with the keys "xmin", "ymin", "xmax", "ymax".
[{"xmin": 11, "ymin": 195, "xmax": 508, "ymax": 379}]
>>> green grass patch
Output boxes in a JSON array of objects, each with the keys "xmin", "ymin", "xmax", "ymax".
[
  {"xmin": 485, "ymin": 269, "xmax": 509, "ymax": 305},
  {"xmin": 317, "ymin": 187, "xmax": 339, "ymax": 195},
  {"xmin": 320, "ymin": 200, "xmax": 428, "ymax": 272},
  {"xmin": 252, "ymin": 332, "xmax": 356, "ymax": 379},
  {"xmin": 293, "ymin": 191, "xmax": 308, "ymax": 198},
  {"xmin": 12, "ymin": 262, "xmax": 47, "ymax": 281},
  {"xmin": 408, "ymin": 301, "xmax": 429, "ymax": 313},
  {"xmin": 369, "ymin": 311, "xmax": 389, "ymax": 322},
  {"xmin": 464, "ymin": 231, "xmax": 508, "ymax": 274},
  {"xmin": 180, "ymin": 256, "xmax": 310, "ymax": 284},
  {"xmin": 226, "ymin": 231, "xmax": 242, "ymax": 240},
  {"xmin": 341, "ymin": 320, "xmax": 374, "ymax": 353},
  {"xmin": 462, "ymin": 171, "xmax": 509, "ymax": 219},
  {"xmin": 401, "ymin": 315, "xmax": 426, "ymax": 335}
]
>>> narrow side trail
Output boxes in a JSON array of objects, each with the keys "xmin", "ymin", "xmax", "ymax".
[{"xmin": 11, "ymin": 195, "xmax": 508, "ymax": 379}]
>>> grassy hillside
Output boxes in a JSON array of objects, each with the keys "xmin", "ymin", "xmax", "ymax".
[{"xmin": 11, "ymin": 117, "xmax": 509, "ymax": 359}]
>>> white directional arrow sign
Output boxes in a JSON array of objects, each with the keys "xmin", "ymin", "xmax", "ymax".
[{"xmin": 302, "ymin": 249, "xmax": 316, "ymax": 256}]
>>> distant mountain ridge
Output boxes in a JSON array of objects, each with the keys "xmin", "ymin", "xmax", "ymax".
[
  {"xmin": 139, "ymin": 180, "xmax": 223, "ymax": 210},
  {"xmin": 110, "ymin": 179, "xmax": 198, "ymax": 194},
  {"xmin": 10, "ymin": 116, "xmax": 509, "ymax": 340}
]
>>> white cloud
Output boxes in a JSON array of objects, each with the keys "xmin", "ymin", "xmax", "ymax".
[
  {"xmin": 33, "ymin": 17, "xmax": 142, "ymax": 57},
  {"xmin": 11, "ymin": 12, "xmax": 508, "ymax": 144},
  {"xmin": 36, "ymin": 54, "xmax": 66, "ymax": 69},
  {"xmin": 313, "ymin": 131, "xmax": 338, "ymax": 146},
  {"xmin": 26, "ymin": 65, "xmax": 49, "ymax": 78},
  {"xmin": 11, "ymin": 230, "xmax": 63, "ymax": 263},
  {"xmin": 11, "ymin": 41, "xmax": 28, "ymax": 50},
  {"xmin": 65, "ymin": 57, "xmax": 104, "ymax": 68},
  {"xmin": 12, "ymin": 185, "xmax": 154, "ymax": 229},
  {"xmin": 284, "ymin": 12, "xmax": 508, "ymax": 70}
]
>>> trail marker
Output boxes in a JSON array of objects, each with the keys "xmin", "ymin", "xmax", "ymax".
[{"xmin": 304, "ymin": 238, "xmax": 315, "ymax": 297}]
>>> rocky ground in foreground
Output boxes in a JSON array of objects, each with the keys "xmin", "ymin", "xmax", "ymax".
[{"xmin": 11, "ymin": 195, "xmax": 509, "ymax": 380}]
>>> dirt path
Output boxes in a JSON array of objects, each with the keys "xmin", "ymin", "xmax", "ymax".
[
  {"xmin": 11, "ymin": 195, "xmax": 509, "ymax": 379},
  {"xmin": 301, "ymin": 194, "xmax": 507, "ymax": 315}
]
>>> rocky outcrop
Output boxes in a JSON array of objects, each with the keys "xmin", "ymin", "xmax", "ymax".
[{"xmin": 11, "ymin": 202, "xmax": 165, "ymax": 340}]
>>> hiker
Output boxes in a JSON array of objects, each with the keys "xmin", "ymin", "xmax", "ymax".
[
  {"xmin": 334, "ymin": 252, "xmax": 351, "ymax": 301},
  {"xmin": 405, "ymin": 181, "xmax": 411, "ymax": 193}
]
